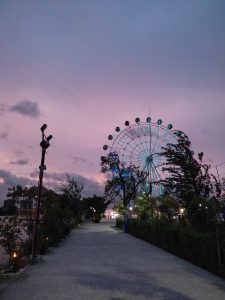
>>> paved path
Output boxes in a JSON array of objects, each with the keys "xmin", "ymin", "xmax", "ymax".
[{"xmin": 1, "ymin": 219, "xmax": 225, "ymax": 299}]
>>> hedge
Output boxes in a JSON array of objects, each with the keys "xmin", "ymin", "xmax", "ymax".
[{"xmin": 117, "ymin": 218, "xmax": 225, "ymax": 278}]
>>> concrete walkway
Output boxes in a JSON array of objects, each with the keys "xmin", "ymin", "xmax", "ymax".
[{"xmin": 1, "ymin": 219, "xmax": 225, "ymax": 300}]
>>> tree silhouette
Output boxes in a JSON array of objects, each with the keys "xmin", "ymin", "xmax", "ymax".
[{"xmin": 101, "ymin": 153, "xmax": 148, "ymax": 207}]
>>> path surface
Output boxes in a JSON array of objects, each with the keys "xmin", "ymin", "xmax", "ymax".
[{"xmin": 1, "ymin": 219, "xmax": 225, "ymax": 300}]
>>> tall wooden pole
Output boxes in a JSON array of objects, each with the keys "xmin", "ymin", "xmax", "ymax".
[{"xmin": 31, "ymin": 125, "xmax": 52, "ymax": 264}]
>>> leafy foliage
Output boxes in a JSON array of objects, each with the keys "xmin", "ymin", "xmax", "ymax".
[
  {"xmin": 124, "ymin": 219, "xmax": 225, "ymax": 278},
  {"xmin": 0, "ymin": 215, "xmax": 27, "ymax": 255},
  {"xmin": 161, "ymin": 131, "xmax": 212, "ymax": 201},
  {"xmin": 101, "ymin": 152, "xmax": 148, "ymax": 207},
  {"xmin": 60, "ymin": 175, "xmax": 84, "ymax": 225},
  {"xmin": 136, "ymin": 194, "xmax": 158, "ymax": 221},
  {"xmin": 83, "ymin": 195, "xmax": 111, "ymax": 222}
]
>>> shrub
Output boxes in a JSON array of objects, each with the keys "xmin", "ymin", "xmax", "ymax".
[
  {"xmin": 116, "ymin": 218, "xmax": 124, "ymax": 229},
  {"xmin": 126, "ymin": 219, "xmax": 225, "ymax": 278}
]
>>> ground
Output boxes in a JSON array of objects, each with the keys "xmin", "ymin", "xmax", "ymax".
[{"xmin": 1, "ymin": 219, "xmax": 225, "ymax": 299}]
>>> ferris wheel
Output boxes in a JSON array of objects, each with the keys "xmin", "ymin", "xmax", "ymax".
[{"xmin": 103, "ymin": 117, "xmax": 178, "ymax": 195}]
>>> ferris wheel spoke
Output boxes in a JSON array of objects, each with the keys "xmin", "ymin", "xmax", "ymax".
[
  {"xmin": 113, "ymin": 135, "xmax": 142, "ymax": 158},
  {"xmin": 151, "ymin": 125, "xmax": 161, "ymax": 154},
  {"xmin": 144, "ymin": 125, "xmax": 151, "ymax": 154},
  {"xmin": 160, "ymin": 133, "xmax": 173, "ymax": 150},
  {"xmin": 120, "ymin": 128, "xmax": 145, "ymax": 156},
  {"xmin": 128, "ymin": 125, "xmax": 149, "ymax": 154},
  {"xmin": 164, "ymin": 135, "xmax": 177, "ymax": 146},
  {"xmin": 149, "ymin": 124, "xmax": 158, "ymax": 156},
  {"xmin": 120, "ymin": 152, "xmax": 141, "ymax": 162},
  {"xmin": 131, "ymin": 133, "xmax": 147, "ymax": 155},
  {"xmin": 152, "ymin": 161, "xmax": 162, "ymax": 180},
  {"xmin": 125, "ymin": 142, "xmax": 144, "ymax": 158},
  {"xmin": 138, "ymin": 125, "xmax": 150, "ymax": 155},
  {"xmin": 143, "ymin": 126, "xmax": 149, "ymax": 154}
]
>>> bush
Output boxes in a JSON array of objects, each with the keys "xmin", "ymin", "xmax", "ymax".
[
  {"xmin": 116, "ymin": 218, "xmax": 124, "ymax": 229},
  {"xmin": 126, "ymin": 219, "xmax": 225, "ymax": 278}
]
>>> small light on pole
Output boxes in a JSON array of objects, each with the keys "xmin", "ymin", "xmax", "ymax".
[
  {"xmin": 11, "ymin": 249, "xmax": 18, "ymax": 259},
  {"xmin": 11, "ymin": 249, "xmax": 19, "ymax": 272}
]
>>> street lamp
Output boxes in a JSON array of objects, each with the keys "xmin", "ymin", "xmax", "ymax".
[{"xmin": 31, "ymin": 124, "xmax": 53, "ymax": 264}]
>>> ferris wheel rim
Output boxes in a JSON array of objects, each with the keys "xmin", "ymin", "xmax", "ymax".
[{"xmin": 102, "ymin": 117, "xmax": 179, "ymax": 195}]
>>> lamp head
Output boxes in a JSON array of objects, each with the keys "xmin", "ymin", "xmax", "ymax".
[
  {"xmin": 40, "ymin": 124, "xmax": 47, "ymax": 132},
  {"xmin": 46, "ymin": 135, "xmax": 53, "ymax": 142}
]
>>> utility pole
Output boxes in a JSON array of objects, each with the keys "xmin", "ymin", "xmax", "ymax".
[{"xmin": 31, "ymin": 124, "xmax": 53, "ymax": 264}]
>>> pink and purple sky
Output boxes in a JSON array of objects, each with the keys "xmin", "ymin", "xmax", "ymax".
[{"xmin": 0, "ymin": 1, "xmax": 225, "ymax": 204}]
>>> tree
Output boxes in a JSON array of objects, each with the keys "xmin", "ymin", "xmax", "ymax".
[
  {"xmin": 0, "ymin": 215, "xmax": 28, "ymax": 256},
  {"xmin": 83, "ymin": 195, "xmax": 111, "ymax": 222},
  {"xmin": 161, "ymin": 131, "xmax": 211, "ymax": 203},
  {"xmin": 5, "ymin": 185, "xmax": 25, "ymax": 215},
  {"xmin": 101, "ymin": 153, "xmax": 148, "ymax": 208},
  {"xmin": 39, "ymin": 189, "xmax": 64, "ymax": 250},
  {"xmin": 60, "ymin": 175, "xmax": 84, "ymax": 225},
  {"xmin": 136, "ymin": 193, "xmax": 158, "ymax": 221}
]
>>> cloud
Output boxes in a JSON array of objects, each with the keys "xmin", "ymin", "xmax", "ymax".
[
  {"xmin": 9, "ymin": 159, "xmax": 29, "ymax": 165},
  {"xmin": 0, "ymin": 131, "xmax": 8, "ymax": 139},
  {"xmin": 8, "ymin": 99, "xmax": 41, "ymax": 118},
  {"xmin": 201, "ymin": 128, "xmax": 213, "ymax": 136},
  {"xmin": 30, "ymin": 169, "xmax": 104, "ymax": 198},
  {"xmin": 0, "ymin": 103, "xmax": 6, "ymax": 116},
  {"xmin": 0, "ymin": 169, "xmax": 36, "ymax": 205},
  {"xmin": 73, "ymin": 156, "xmax": 94, "ymax": 166},
  {"xmin": 14, "ymin": 149, "xmax": 24, "ymax": 156}
]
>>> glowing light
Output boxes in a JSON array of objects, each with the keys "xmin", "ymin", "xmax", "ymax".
[
  {"xmin": 179, "ymin": 208, "xmax": 185, "ymax": 214},
  {"xmin": 11, "ymin": 250, "xmax": 18, "ymax": 259}
]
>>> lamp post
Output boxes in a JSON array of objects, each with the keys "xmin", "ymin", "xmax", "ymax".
[{"xmin": 31, "ymin": 124, "xmax": 53, "ymax": 264}]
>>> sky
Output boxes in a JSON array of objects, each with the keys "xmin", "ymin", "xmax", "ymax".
[{"xmin": 0, "ymin": 0, "xmax": 225, "ymax": 204}]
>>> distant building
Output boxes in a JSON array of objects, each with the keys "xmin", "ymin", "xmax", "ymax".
[
  {"xmin": 3, "ymin": 199, "xmax": 16, "ymax": 215},
  {"xmin": 104, "ymin": 209, "xmax": 118, "ymax": 219},
  {"xmin": 18, "ymin": 198, "xmax": 36, "ymax": 220}
]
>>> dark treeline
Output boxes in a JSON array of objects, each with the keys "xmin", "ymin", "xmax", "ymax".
[{"xmin": 0, "ymin": 176, "xmax": 109, "ymax": 260}]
